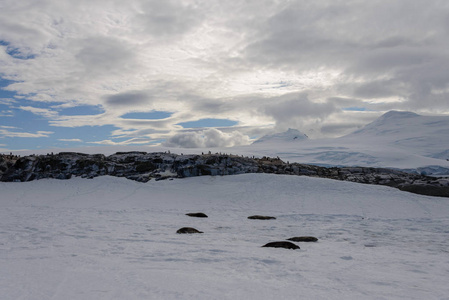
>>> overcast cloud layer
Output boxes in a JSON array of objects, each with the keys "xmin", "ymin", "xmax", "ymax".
[{"xmin": 1, "ymin": 0, "xmax": 449, "ymax": 150}]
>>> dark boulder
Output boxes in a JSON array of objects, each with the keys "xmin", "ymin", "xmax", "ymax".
[
  {"xmin": 287, "ymin": 236, "xmax": 318, "ymax": 242},
  {"xmin": 176, "ymin": 227, "xmax": 203, "ymax": 234},
  {"xmin": 248, "ymin": 215, "xmax": 276, "ymax": 220},
  {"xmin": 186, "ymin": 212, "xmax": 208, "ymax": 218},
  {"xmin": 262, "ymin": 241, "xmax": 300, "ymax": 250}
]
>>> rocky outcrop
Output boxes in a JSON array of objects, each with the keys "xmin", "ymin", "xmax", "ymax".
[{"xmin": 1, "ymin": 151, "xmax": 449, "ymax": 197}]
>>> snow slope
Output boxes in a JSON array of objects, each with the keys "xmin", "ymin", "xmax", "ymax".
[
  {"xmin": 242, "ymin": 111, "xmax": 449, "ymax": 174},
  {"xmin": 1, "ymin": 174, "xmax": 449, "ymax": 299}
]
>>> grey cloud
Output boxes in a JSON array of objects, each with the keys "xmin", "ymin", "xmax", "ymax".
[
  {"xmin": 74, "ymin": 36, "xmax": 134, "ymax": 74},
  {"xmin": 135, "ymin": 0, "xmax": 203, "ymax": 38},
  {"xmin": 353, "ymin": 79, "xmax": 407, "ymax": 99},
  {"xmin": 105, "ymin": 91, "xmax": 152, "ymax": 107},
  {"xmin": 261, "ymin": 93, "xmax": 338, "ymax": 129},
  {"xmin": 241, "ymin": 0, "xmax": 449, "ymax": 112},
  {"xmin": 188, "ymin": 96, "xmax": 233, "ymax": 114},
  {"xmin": 327, "ymin": 97, "xmax": 364, "ymax": 107}
]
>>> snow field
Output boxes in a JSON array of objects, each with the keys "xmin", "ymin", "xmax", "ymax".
[{"xmin": 1, "ymin": 174, "xmax": 449, "ymax": 299}]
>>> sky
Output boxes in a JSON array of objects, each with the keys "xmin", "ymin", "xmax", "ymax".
[{"xmin": 1, "ymin": 0, "xmax": 449, "ymax": 152}]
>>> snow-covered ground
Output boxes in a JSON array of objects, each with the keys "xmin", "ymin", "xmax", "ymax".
[{"xmin": 2, "ymin": 174, "xmax": 449, "ymax": 299}]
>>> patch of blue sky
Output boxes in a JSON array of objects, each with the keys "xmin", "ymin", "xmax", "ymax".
[
  {"xmin": 50, "ymin": 125, "xmax": 119, "ymax": 144},
  {"xmin": 177, "ymin": 118, "xmax": 237, "ymax": 128},
  {"xmin": 58, "ymin": 105, "xmax": 105, "ymax": 116},
  {"xmin": 0, "ymin": 107, "xmax": 48, "ymax": 130},
  {"xmin": 120, "ymin": 111, "xmax": 172, "ymax": 119},
  {"xmin": 343, "ymin": 107, "xmax": 367, "ymax": 111},
  {"xmin": 0, "ymin": 104, "xmax": 119, "ymax": 150},
  {"xmin": 0, "ymin": 78, "xmax": 16, "ymax": 98},
  {"xmin": 1, "ymin": 137, "xmax": 51, "ymax": 152},
  {"xmin": 2, "ymin": 124, "xmax": 120, "ymax": 151},
  {"xmin": 0, "ymin": 40, "xmax": 36, "ymax": 60}
]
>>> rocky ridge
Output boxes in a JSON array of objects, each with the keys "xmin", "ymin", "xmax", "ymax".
[{"xmin": 1, "ymin": 151, "xmax": 449, "ymax": 197}]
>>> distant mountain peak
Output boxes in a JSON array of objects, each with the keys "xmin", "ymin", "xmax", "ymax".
[
  {"xmin": 379, "ymin": 110, "xmax": 419, "ymax": 119},
  {"xmin": 253, "ymin": 128, "xmax": 308, "ymax": 144}
]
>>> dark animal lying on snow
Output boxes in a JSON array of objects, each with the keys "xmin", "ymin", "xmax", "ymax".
[
  {"xmin": 287, "ymin": 236, "xmax": 318, "ymax": 242},
  {"xmin": 186, "ymin": 212, "xmax": 208, "ymax": 218},
  {"xmin": 262, "ymin": 241, "xmax": 300, "ymax": 250},
  {"xmin": 248, "ymin": 215, "xmax": 276, "ymax": 220},
  {"xmin": 176, "ymin": 227, "xmax": 203, "ymax": 234}
]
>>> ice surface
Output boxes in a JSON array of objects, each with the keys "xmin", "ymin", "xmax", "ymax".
[{"xmin": 1, "ymin": 174, "xmax": 449, "ymax": 299}]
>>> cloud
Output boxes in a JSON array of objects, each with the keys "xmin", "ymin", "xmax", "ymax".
[
  {"xmin": 74, "ymin": 36, "xmax": 135, "ymax": 76},
  {"xmin": 104, "ymin": 91, "xmax": 152, "ymax": 107},
  {"xmin": 0, "ymin": 98, "xmax": 16, "ymax": 105},
  {"xmin": 58, "ymin": 138, "xmax": 83, "ymax": 142},
  {"xmin": 1, "ymin": 0, "xmax": 449, "ymax": 151},
  {"xmin": 260, "ymin": 92, "xmax": 338, "ymax": 130},
  {"xmin": 163, "ymin": 128, "xmax": 251, "ymax": 148},
  {"xmin": 0, "ymin": 110, "xmax": 13, "ymax": 117},
  {"xmin": 88, "ymin": 138, "xmax": 152, "ymax": 146},
  {"xmin": 135, "ymin": 0, "xmax": 203, "ymax": 38},
  {"xmin": 19, "ymin": 106, "xmax": 58, "ymax": 118},
  {"xmin": 0, "ymin": 128, "xmax": 53, "ymax": 138}
]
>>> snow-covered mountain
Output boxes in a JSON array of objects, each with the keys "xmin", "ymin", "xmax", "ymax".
[
  {"xmin": 244, "ymin": 111, "xmax": 449, "ymax": 174},
  {"xmin": 346, "ymin": 111, "xmax": 449, "ymax": 158},
  {"xmin": 252, "ymin": 128, "xmax": 308, "ymax": 144}
]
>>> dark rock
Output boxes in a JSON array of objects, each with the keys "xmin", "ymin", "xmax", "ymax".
[
  {"xmin": 287, "ymin": 236, "xmax": 318, "ymax": 242},
  {"xmin": 176, "ymin": 227, "xmax": 203, "ymax": 234},
  {"xmin": 248, "ymin": 215, "xmax": 276, "ymax": 220},
  {"xmin": 262, "ymin": 241, "xmax": 300, "ymax": 250},
  {"xmin": 398, "ymin": 184, "xmax": 449, "ymax": 197},
  {"xmin": 186, "ymin": 212, "xmax": 208, "ymax": 218}
]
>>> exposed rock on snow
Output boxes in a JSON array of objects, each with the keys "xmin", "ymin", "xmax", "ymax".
[
  {"xmin": 248, "ymin": 215, "xmax": 277, "ymax": 220},
  {"xmin": 287, "ymin": 236, "xmax": 318, "ymax": 242},
  {"xmin": 176, "ymin": 227, "xmax": 204, "ymax": 234},
  {"xmin": 186, "ymin": 213, "xmax": 208, "ymax": 218},
  {"xmin": 1, "ymin": 151, "xmax": 449, "ymax": 197},
  {"xmin": 262, "ymin": 241, "xmax": 300, "ymax": 250}
]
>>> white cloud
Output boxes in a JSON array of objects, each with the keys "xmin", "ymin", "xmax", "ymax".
[
  {"xmin": 19, "ymin": 106, "xmax": 58, "ymax": 118},
  {"xmin": 58, "ymin": 138, "xmax": 83, "ymax": 142},
  {"xmin": 163, "ymin": 128, "xmax": 251, "ymax": 148},
  {"xmin": 0, "ymin": 110, "xmax": 13, "ymax": 117},
  {"xmin": 0, "ymin": 129, "xmax": 53, "ymax": 138},
  {"xmin": 88, "ymin": 138, "xmax": 152, "ymax": 146}
]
